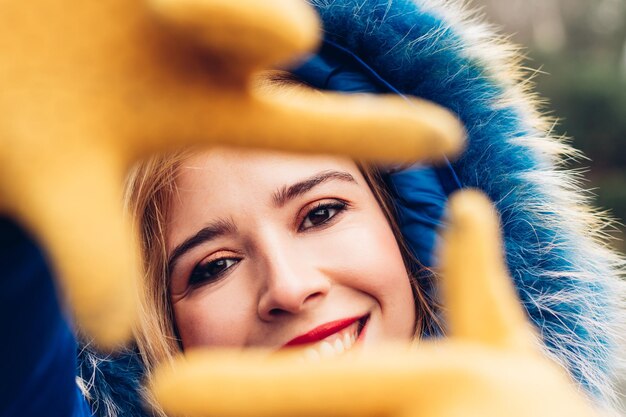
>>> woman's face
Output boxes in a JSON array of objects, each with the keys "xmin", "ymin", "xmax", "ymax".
[{"xmin": 167, "ymin": 147, "xmax": 416, "ymax": 357}]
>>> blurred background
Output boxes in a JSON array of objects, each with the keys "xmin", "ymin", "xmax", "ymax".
[
  {"xmin": 475, "ymin": 0, "xmax": 626, "ymax": 410},
  {"xmin": 476, "ymin": 0, "xmax": 626, "ymax": 251}
]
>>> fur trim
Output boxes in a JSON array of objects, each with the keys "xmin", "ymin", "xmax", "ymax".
[
  {"xmin": 308, "ymin": 0, "xmax": 625, "ymax": 411},
  {"xmin": 76, "ymin": 344, "xmax": 147, "ymax": 417}
]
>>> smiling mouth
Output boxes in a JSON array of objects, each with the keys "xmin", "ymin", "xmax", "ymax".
[{"xmin": 283, "ymin": 314, "xmax": 370, "ymax": 360}]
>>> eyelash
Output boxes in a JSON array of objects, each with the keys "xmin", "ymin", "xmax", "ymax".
[
  {"xmin": 188, "ymin": 256, "xmax": 241, "ymax": 288},
  {"xmin": 298, "ymin": 200, "xmax": 348, "ymax": 232},
  {"xmin": 187, "ymin": 200, "xmax": 349, "ymax": 288}
]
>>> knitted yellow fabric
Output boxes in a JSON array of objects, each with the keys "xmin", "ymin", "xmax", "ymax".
[{"xmin": 0, "ymin": 0, "xmax": 462, "ymax": 349}]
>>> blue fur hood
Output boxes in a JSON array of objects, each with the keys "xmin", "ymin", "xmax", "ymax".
[{"xmin": 79, "ymin": 1, "xmax": 625, "ymax": 415}]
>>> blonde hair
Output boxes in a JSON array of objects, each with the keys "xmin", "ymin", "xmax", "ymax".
[
  {"xmin": 125, "ymin": 151, "xmax": 192, "ymax": 374},
  {"xmin": 125, "ymin": 150, "xmax": 439, "ymax": 377}
]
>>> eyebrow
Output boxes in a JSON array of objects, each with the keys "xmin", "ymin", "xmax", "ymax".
[
  {"xmin": 167, "ymin": 170, "xmax": 357, "ymax": 275},
  {"xmin": 272, "ymin": 170, "xmax": 357, "ymax": 207},
  {"xmin": 167, "ymin": 219, "xmax": 236, "ymax": 275}
]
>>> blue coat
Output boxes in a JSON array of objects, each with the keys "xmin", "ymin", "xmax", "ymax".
[{"xmin": 2, "ymin": 0, "xmax": 623, "ymax": 416}]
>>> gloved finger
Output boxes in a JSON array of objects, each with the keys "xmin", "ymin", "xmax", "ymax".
[
  {"xmin": 150, "ymin": 344, "xmax": 597, "ymax": 417},
  {"xmin": 249, "ymin": 82, "xmax": 466, "ymax": 163},
  {"xmin": 129, "ymin": 80, "xmax": 465, "ymax": 164},
  {"xmin": 147, "ymin": 0, "xmax": 320, "ymax": 73},
  {"xmin": 8, "ymin": 152, "xmax": 138, "ymax": 350},
  {"xmin": 151, "ymin": 348, "xmax": 414, "ymax": 417},
  {"xmin": 439, "ymin": 190, "xmax": 537, "ymax": 351}
]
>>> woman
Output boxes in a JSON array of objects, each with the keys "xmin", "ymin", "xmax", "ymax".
[
  {"xmin": 2, "ymin": 0, "xmax": 623, "ymax": 416},
  {"xmin": 127, "ymin": 148, "xmax": 432, "ymax": 366}
]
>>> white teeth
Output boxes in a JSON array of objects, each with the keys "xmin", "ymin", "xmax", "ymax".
[
  {"xmin": 333, "ymin": 338, "xmax": 345, "ymax": 354},
  {"xmin": 305, "ymin": 348, "xmax": 321, "ymax": 362},
  {"xmin": 298, "ymin": 319, "xmax": 364, "ymax": 362},
  {"xmin": 319, "ymin": 341, "xmax": 334, "ymax": 358},
  {"xmin": 343, "ymin": 333, "xmax": 352, "ymax": 347}
]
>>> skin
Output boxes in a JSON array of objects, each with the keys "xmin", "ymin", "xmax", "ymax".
[{"xmin": 166, "ymin": 147, "xmax": 416, "ymax": 351}]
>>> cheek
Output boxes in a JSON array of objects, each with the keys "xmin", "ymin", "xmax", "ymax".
[
  {"xmin": 317, "ymin": 216, "xmax": 410, "ymax": 290},
  {"xmin": 354, "ymin": 223, "xmax": 415, "ymax": 312},
  {"xmin": 353, "ymin": 222, "xmax": 416, "ymax": 336},
  {"xmin": 310, "ymin": 212, "xmax": 416, "ymax": 337},
  {"xmin": 173, "ymin": 279, "xmax": 257, "ymax": 349}
]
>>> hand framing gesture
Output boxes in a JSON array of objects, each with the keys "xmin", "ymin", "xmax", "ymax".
[
  {"xmin": 0, "ymin": 0, "xmax": 463, "ymax": 349},
  {"xmin": 151, "ymin": 191, "xmax": 600, "ymax": 417}
]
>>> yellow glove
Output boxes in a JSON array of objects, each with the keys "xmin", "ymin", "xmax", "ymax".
[
  {"xmin": 151, "ymin": 191, "xmax": 601, "ymax": 417},
  {"xmin": 0, "ymin": 0, "xmax": 464, "ymax": 349}
]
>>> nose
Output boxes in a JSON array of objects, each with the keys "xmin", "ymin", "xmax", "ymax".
[{"xmin": 257, "ymin": 246, "xmax": 330, "ymax": 321}]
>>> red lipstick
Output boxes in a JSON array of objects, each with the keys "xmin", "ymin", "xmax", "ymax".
[{"xmin": 284, "ymin": 316, "xmax": 363, "ymax": 347}]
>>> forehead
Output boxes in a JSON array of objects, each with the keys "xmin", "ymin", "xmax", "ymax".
[
  {"xmin": 174, "ymin": 147, "xmax": 361, "ymax": 193},
  {"xmin": 167, "ymin": 147, "xmax": 365, "ymax": 243}
]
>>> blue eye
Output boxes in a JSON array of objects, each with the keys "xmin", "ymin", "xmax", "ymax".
[
  {"xmin": 299, "ymin": 201, "xmax": 347, "ymax": 231},
  {"xmin": 189, "ymin": 257, "xmax": 239, "ymax": 287}
]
